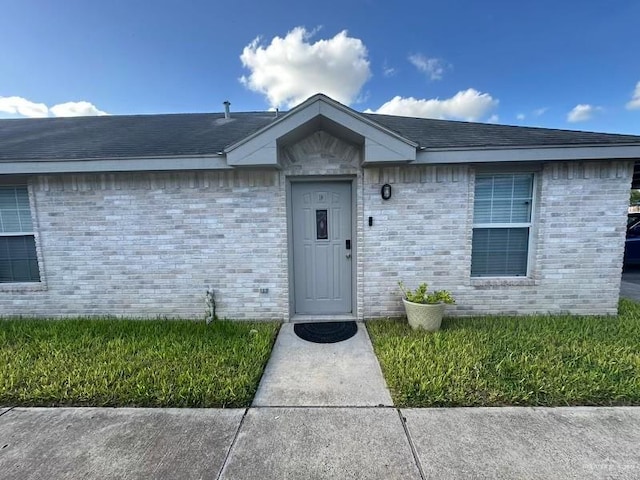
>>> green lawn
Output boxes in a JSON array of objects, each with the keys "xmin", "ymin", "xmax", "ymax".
[
  {"xmin": 367, "ymin": 299, "xmax": 640, "ymax": 407},
  {"xmin": 0, "ymin": 318, "xmax": 280, "ymax": 408}
]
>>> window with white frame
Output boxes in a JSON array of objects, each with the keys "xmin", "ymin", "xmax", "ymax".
[
  {"xmin": 0, "ymin": 186, "xmax": 40, "ymax": 283},
  {"xmin": 471, "ymin": 173, "xmax": 534, "ymax": 277}
]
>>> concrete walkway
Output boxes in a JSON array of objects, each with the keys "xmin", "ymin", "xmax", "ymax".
[
  {"xmin": 1, "ymin": 323, "xmax": 640, "ymax": 479},
  {"xmin": 253, "ymin": 322, "xmax": 393, "ymax": 407}
]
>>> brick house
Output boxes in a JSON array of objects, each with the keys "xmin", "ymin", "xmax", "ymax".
[{"xmin": 1, "ymin": 94, "xmax": 639, "ymax": 319}]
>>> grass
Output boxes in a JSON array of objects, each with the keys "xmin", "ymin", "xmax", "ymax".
[
  {"xmin": 0, "ymin": 318, "xmax": 280, "ymax": 408},
  {"xmin": 367, "ymin": 299, "xmax": 640, "ymax": 407}
]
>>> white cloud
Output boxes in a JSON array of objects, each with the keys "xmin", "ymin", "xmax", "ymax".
[
  {"xmin": 382, "ymin": 61, "xmax": 397, "ymax": 78},
  {"xmin": 487, "ymin": 114, "xmax": 499, "ymax": 123},
  {"xmin": 0, "ymin": 96, "xmax": 108, "ymax": 118},
  {"xmin": 239, "ymin": 27, "xmax": 371, "ymax": 108},
  {"xmin": 516, "ymin": 107, "xmax": 547, "ymax": 122},
  {"xmin": 626, "ymin": 81, "xmax": 640, "ymax": 110},
  {"xmin": 567, "ymin": 104, "xmax": 600, "ymax": 122},
  {"xmin": 368, "ymin": 89, "xmax": 499, "ymax": 122},
  {"xmin": 0, "ymin": 96, "xmax": 49, "ymax": 118},
  {"xmin": 50, "ymin": 101, "xmax": 108, "ymax": 117},
  {"xmin": 408, "ymin": 53, "xmax": 446, "ymax": 80}
]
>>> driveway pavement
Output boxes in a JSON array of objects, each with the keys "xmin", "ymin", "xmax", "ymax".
[
  {"xmin": 621, "ymin": 269, "xmax": 640, "ymax": 301},
  {"xmin": 620, "ymin": 281, "xmax": 640, "ymax": 301}
]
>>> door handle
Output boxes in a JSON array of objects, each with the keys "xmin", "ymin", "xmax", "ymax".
[{"xmin": 346, "ymin": 253, "xmax": 351, "ymax": 259}]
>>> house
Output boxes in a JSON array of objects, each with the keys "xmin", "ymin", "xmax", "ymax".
[{"xmin": 1, "ymin": 93, "xmax": 639, "ymax": 319}]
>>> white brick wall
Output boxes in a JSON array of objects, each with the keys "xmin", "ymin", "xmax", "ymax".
[
  {"xmin": 0, "ymin": 141, "xmax": 632, "ymax": 319},
  {"xmin": 0, "ymin": 171, "xmax": 288, "ymax": 319},
  {"xmin": 362, "ymin": 160, "xmax": 633, "ymax": 317},
  {"xmin": 362, "ymin": 165, "xmax": 472, "ymax": 318}
]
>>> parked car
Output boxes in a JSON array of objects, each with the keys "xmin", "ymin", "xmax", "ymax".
[
  {"xmin": 624, "ymin": 214, "xmax": 640, "ymax": 266},
  {"xmin": 628, "ymin": 212, "xmax": 640, "ymax": 226}
]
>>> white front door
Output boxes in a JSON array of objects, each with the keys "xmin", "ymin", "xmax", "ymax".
[{"xmin": 291, "ymin": 182, "xmax": 352, "ymax": 314}]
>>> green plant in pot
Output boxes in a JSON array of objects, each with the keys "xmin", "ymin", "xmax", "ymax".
[{"xmin": 398, "ymin": 281, "xmax": 455, "ymax": 331}]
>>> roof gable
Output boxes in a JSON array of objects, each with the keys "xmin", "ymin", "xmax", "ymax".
[{"xmin": 225, "ymin": 94, "xmax": 417, "ymax": 167}]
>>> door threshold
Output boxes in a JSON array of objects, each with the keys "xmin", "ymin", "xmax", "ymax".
[{"xmin": 290, "ymin": 314, "xmax": 358, "ymax": 323}]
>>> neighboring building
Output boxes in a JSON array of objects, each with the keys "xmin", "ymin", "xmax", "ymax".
[{"xmin": 1, "ymin": 94, "xmax": 639, "ymax": 319}]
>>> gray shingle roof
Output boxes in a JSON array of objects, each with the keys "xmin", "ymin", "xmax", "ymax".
[
  {"xmin": 365, "ymin": 113, "xmax": 640, "ymax": 149},
  {"xmin": 0, "ymin": 112, "xmax": 277, "ymax": 162},
  {"xmin": 1, "ymin": 110, "xmax": 639, "ymax": 162}
]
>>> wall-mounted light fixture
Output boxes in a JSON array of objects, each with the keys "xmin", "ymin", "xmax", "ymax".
[{"xmin": 381, "ymin": 183, "xmax": 392, "ymax": 200}]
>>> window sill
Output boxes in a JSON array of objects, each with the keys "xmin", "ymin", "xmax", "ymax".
[
  {"xmin": 0, "ymin": 282, "xmax": 47, "ymax": 292},
  {"xmin": 470, "ymin": 277, "xmax": 536, "ymax": 288}
]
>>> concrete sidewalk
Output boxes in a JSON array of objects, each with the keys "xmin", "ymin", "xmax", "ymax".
[{"xmin": 1, "ymin": 406, "xmax": 639, "ymax": 479}]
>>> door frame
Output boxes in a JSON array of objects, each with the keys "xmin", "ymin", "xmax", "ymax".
[{"xmin": 286, "ymin": 176, "xmax": 357, "ymax": 321}]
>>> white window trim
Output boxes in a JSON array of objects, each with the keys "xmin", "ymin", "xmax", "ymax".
[
  {"xmin": 1, "ymin": 231, "xmax": 36, "ymax": 237},
  {"xmin": 471, "ymin": 172, "xmax": 537, "ymax": 279}
]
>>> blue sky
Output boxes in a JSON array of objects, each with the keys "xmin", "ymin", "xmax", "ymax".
[{"xmin": 1, "ymin": 0, "xmax": 639, "ymax": 134}]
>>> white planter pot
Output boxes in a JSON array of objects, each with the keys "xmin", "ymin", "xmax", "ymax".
[{"xmin": 402, "ymin": 298, "xmax": 445, "ymax": 332}]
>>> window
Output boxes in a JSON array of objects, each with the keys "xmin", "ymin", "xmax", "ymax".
[
  {"xmin": 0, "ymin": 186, "xmax": 40, "ymax": 282},
  {"xmin": 471, "ymin": 173, "xmax": 534, "ymax": 277},
  {"xmin": 316, "ymin": 209, "xmax": 328, "ymax": 239}
]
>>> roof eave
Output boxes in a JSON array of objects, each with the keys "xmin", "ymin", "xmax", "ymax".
[
  {"xmin": 0, "ymin": 154, "xmax": 230, "ymax": 175},
  {"xmin": 416, "ymin": 143, "xmax": 640, "ymax": 164}
]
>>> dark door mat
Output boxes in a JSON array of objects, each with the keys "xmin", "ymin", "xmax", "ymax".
[{"xmin": 294, "ymin": 321, "xmax": 358, "ymax": 344}]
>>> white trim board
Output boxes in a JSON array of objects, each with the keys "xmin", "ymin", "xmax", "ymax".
[
  {"xmin": 417, "ymin": 144, "xmax": 640, "ymax": 164},
  {"xmin": 0, "ymin": 156, "xmax": 230, "ymax": 175}
]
